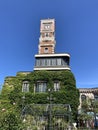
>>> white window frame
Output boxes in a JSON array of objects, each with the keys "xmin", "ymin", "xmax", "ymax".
[
  {"xmin": 22, "ymin": 81, "xmax": 29, "ymax": 92},
  {"xmin": 54, "ymin": 81, "xmax": 60, "ymax": 91},
  {"xmin": 36, "ymin": 81, "xmax": 47, "ymax": 92}
]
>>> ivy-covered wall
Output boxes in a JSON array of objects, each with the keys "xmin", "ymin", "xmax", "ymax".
[{"xmin": 0, "ymin": 70, "xmax": 79, "ymax": 121}]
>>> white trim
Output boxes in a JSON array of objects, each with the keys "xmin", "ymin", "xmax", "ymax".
[
  {"xmin": 41, "ymin": 19, "xmax": 55, "ymax": 23},
  {"xmin": 39, "ymin": 37, "xmax": 54, "ymax": 42},
  {"xmin": 35, "ymin": 53, "xmax": 70, "ymax": 57},
  {"xmin": 34, "ymin": 67, "xmax": 70, "ymax": 71},
  {"xmin": 39, "ymin": 43, "xmax": 54, "ymax": 47}
]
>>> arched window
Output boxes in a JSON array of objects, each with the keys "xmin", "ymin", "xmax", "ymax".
[
  {"xmin": 22, "ymin": 80, "xmax": 29, "ymax": 92},
  {"xmin": 44, "ymin": 33, "xmax": 49, "ymax": 37},
  {"xmin": 44, "ymin": 25, "xmax": 50, "ymax": 30},
  {"xmin": 94, "ymin": 94, "xmax": 98, "ymax": 100},
  {"xmin": 44, "ymin": 48, "xmax": 48, "ymax": 53},
  {"xmin": 81, "ymin": 94, "xmax": 86, "ymax": 101}
]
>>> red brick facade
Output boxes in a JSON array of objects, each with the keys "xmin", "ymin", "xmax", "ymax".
[{"xmin": 39, "ymin": 19, "xmax": 55, "ymax": 54}]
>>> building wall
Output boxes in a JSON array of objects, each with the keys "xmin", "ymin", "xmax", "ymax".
[{"xmin": 78, "ymin": 88, "xmax": 98, "ymax": 111}]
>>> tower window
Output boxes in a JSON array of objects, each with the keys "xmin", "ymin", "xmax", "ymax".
[
  {"xmin": 44, "ymin": 25, "xmax": 50, "ymax": 29},
  {"xmin": 51, "ymin": 58, "xmax": 56, "ymax": 66},
  {"xmin": 44, "ymin": 48, "xmax": 48, "ymax": 53},
  {"xmin": 22, "ymin": 81, "xmax": 29, "ymax": 92},
  {"xmin": 45, "ymin": 33, "xmax": 49, "ymax": 37},
  {"xmin": 36, "ymin": 81, "xmax": 47, "ymax": 92},
  {"xmin": 56, "ymin": 58, "xmax": 62, "ymax": 66}
]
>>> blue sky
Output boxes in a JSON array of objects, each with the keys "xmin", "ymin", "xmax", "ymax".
[{"xmin": 0, "ymin": 0, "xmax": 98, "ymax": 89}]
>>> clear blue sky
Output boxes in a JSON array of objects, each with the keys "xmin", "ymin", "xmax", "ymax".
[{"xmin": 0, "ymin": 0, "xmax": 98, "ymax": 89}]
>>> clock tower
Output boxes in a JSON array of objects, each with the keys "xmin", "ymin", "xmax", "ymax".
[{"xmin": 39, "ymin": 19, "xmax": 56, "ymax": 54}]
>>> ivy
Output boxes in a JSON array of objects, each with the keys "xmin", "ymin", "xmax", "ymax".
[{"xmin": 0, "ymin": 70, "xmax": 79, "ymax": 121}]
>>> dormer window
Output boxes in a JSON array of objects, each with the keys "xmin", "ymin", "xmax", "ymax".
[{"xmin": 22, "ymin": 81, "xmax": 29, "ymax": 92}]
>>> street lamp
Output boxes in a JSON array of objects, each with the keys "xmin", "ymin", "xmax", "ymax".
[
  {"xmin": 21, "ymin": 95, "xmax": 26, "ymax": 116},
  {"xmin": 47, "ymin": 88, "xmax": 53, "ymax": 130}
]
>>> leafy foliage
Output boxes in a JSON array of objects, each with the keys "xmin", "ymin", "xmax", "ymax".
[
  {"xmin": 0, "ymin": 112, "xmax": 23, "ymax": 130},
  {"xmin": 0, "ymin": 70, "xmax": 79, "ymax": 127}
]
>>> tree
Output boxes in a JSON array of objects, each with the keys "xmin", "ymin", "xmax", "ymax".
[{"xmin": 0, "ymin": 112, "xmax": 23, "ymax": 130}]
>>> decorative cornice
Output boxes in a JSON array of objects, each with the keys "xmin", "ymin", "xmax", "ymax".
[{"xmin": 79, "ymin": 88, "xmax": 98, "ymax": 93}]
